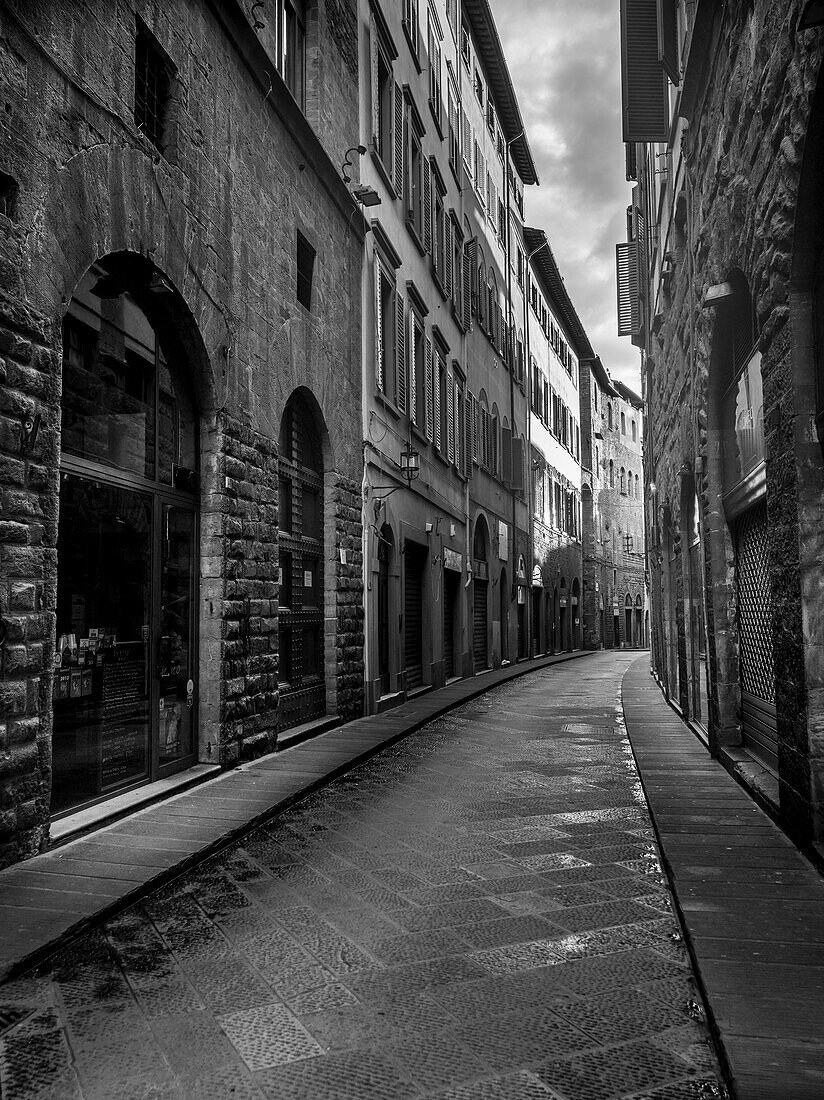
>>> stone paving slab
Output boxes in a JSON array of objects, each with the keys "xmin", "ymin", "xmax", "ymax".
[
  {"xmin": 621, "ymin": 655, "xmax": 824, "ymax": 1100},
  {"xmin": 0, "ymin": 652, "xmax": 726, "ymax": 1100},
  {"xmin": 0, "ymin": 650, "xmax": 589, "ymax": 983}
]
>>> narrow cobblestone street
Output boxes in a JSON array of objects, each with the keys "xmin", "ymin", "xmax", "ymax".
[{"xmin": 0, "ymin": 654, "xmax": 725, "ymax": 1099}]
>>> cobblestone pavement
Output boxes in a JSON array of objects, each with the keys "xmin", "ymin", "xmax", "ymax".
[{"xmin": 0, "ymin": 653, "xmax": 726, "ymax": 1099}]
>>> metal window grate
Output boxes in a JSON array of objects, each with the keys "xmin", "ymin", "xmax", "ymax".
[
  {"xmin": 135, "ymin": 29, "xmax": 172, "ymax": 152},
  {"xmin": 735, "ymin": 500, "xmax": 776, "ymax": 704}
]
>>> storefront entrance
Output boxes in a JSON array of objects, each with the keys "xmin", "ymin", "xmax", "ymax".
[
  {"xmin": 53, "ymin": 264, "xmax": 198, "ymax": 815},
  {"xmin": 278, "ymin": 393, "xmax": 326, "ymax": 730}
]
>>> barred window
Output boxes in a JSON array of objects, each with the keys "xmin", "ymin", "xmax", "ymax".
[{"xmin": 135, "ymin": 25, "xmax": 174, "ymax": 153}]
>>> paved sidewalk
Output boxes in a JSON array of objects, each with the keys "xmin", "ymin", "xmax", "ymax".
[
  {"xmin": 0, "ymin": 650, "xmax": 590, "ymax": 982},
  {"xmin": 621, "ymin": 655, "xmax": 824, "ymax": 1100}
]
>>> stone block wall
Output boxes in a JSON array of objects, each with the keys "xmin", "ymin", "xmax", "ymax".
[
  {"xmin": 644, "ymin": 0, "xmax": 824, "ymax": 838},
  {"xmin": 0, "ymin": 0, "xmax": 365, "ymax": 866}
]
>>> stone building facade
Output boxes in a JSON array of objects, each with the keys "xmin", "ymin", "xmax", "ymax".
[
  {"xmin": 0, "ymin": 0, "xmax": 364, "ymax": 867},
  {"xmin": 617, "ymin": 0, "xmax": 824, "ymax": 844},
  {"xmin": 525, "ymin": 231, "xmax": 585, "ymax": 656},
  {"xmin": 358, "ymin": 0, "xmax": 536, "ymax": 710},
  {"xmin": 580, "ymin": 365, "xmax": 646, "ymax": 651}
]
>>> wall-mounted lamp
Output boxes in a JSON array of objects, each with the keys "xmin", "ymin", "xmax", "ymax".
[
  {"xmin": 399, "ymin": 443, "xmax": 420, "ymax": 484},
  {"xmin": 341, "ymin": 145, "xmax": 367, "ymax": 184},
  {"xmin": 623, "ymin": 534, "xmax": 634, "ymax": 554},
  {"xmin": 20, "ymin": 412, "xmax": 41, "ymax": 456}
]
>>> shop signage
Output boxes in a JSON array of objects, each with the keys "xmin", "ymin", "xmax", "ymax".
[
  {"xmin": 532, "ymin": 565, "xmax": 543, "ymax": 587},
  {"xmin": 443, "ymin": 548, "xmax": 463, "ymax": 572},
  {"xmin": 474, "ymin": 559, "xmax": 488, "ymax": 581},
  {"xmin": 517, "ymin": 586, "xmax": 526, "ymax": 604},
  {"xmin": 498, "ymin": 521, "xmax": 508, "ymax": 561},
  {"xmin": 559, "ymin": 596, "xmax": 568, "ymax": 607}
]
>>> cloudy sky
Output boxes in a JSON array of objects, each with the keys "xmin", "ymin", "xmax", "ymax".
[{"xmin": 492, "ymin": 0, "xmax": 641, "ymax": 390}]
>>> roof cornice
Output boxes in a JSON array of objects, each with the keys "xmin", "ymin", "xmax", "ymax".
[{"xmin": 462, "ymin": 0, "xmax": 538, "ymax": 186}]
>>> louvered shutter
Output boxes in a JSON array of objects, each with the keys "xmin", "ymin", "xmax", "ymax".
[
  {"xmin": 625, "ymin": 142, "xmax": 638, "ymax": 181},
  {"xmin": 409, "ymin": 312, "xmax": 418, "ymax": 426},
  {"xmin": 370, "ymin": 17, "xmax": 379, "ymax": 145},
  {"xmin": 425, "ymin": 336, "xmax": 434, "ymax": 440},
  {"xmin": 448, "ymin": 86, "xmax": 458, "ymax": 167},
  {"xmin": 502, "ymin": 424, "xmax": 512, "ymax": 484},
  {"xmin": 434, "ymin": 355, "xmax": 442, "ymax": 451},
  {"xmin": 616, "ymin": 240, "xmax": 641, "ymax": 337},
  {"xmin": 463, "ymin": 237, "xmax": 476, "ymax": 328},
  {"xmin": 447, "ymin": 367, "xmax": 455, "ymax": 461},
  {"xmin": 374, "ymin": 256, "xmax": 384, "ymax": 391},
  {"xmin": 510, "ymin": 435, "xmax": 524, "ymax": 492},
  {"xmin": 657, "ymin": 0, "xmax": 679, "ymax": 84},
  {"xmin": 462, "ymin": 110, "xmax": 471, "ymax": 168},
  {"xmin": 464, "ymin": 394, "xmax": 473, "ymax": 477},
  {"xmin": 423, "ymin": 159, "xmax": 432, "ymax": 254},
  {"xmin": 393, "ymin": 83, "xmax": 404, "ymax": 198},
  {"xmin": 620, "ymin": 0, "xmax": 669, "ymax": 142},
  {"xmin": 396, "ymin": 291, "xmax": 406, "ymax": 412},
  {"xmin": 444, "ymin": 218, "xmax": 453, "ymax": 299},
  {"xmin": 472, "ymin": 395, "xmax": 479, "ymax": 463}
]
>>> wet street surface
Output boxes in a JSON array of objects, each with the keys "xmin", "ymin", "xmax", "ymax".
[{"xmin": 0, "ymin": 654, "xmax": 725, "ymax": 1099}]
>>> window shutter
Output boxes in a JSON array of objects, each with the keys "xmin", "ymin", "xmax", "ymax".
[
  {"xmin": 409, "ymin": 312, "xmax": 417, "ymax": 426},
  {"xmin": 448, "ymin": 86, "xmax": 458, "ymax": 166},
  {"xmin": 370, "ymin": 18, "xmax": 379, "ymax": 145},
  {"xmin": 396, "ymin": 291, "xmax": 406, "ymax": 412},
  {"xmin": 374, "ymin": 257, "xmax": 384, "ymax": 391},
  {"xmin": 434, "ymin": 356, "xmax": 442, "ymax": 451},
  {"xmin": 425, "ymin": 336, "xmax": 434, "ymax": 440},
  {"xmin": 620, "ymin": 0, "xmax": 669, "ymax": 142},
  {"xmin": 502, "ymin": 425, "xmax": 512, "ymax": 484},
  {"xmin": 625, "ymin": 142, "xmax": 638, "ymax": 181},
  {"xmin": 393, "ymin": 83, "xmax": 404, "ymax": 198},
  {"xmin": 423, "ymin": 159, "xmax": 432, "ymax": 254},
  {"xmin": 462, "ymin": 110, "xmax": 471, "ymax": 168},
  {"xmin": 510, "ymin": 435, "xmax": 524, "ymax": 492},
  {"xmin": 616, "ymin": 240, "xmax": 641, "ymax": 337},
  {"xmin": 463, "ymin": 237, "xmax": 476, "ymax": 329},
  {"xmin": 444, "ymin": 218, "xmax": 453, "ymax": 299},
  {"xmin": 447, "ymin": 367, "xmax": 455, "ymax": 461},
  {"xmin": 464, "ymin": 394, "xmax": 474, "ymax": 477},
  {"xmin": 657, "ymin": 0, "xmax": 679, "ymax": 84},
  {"xmin": 472, "ymin": 395, "xmax": 479, "ymax": 463}
]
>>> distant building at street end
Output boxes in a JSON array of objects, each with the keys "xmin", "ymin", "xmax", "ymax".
[
  {"xmin": 580, "ymin": 366, "xmax": 647, "ymax": 652},
  {"xmin": 616, "ymin": 0, "xmax": 824, "ymax": 844}
]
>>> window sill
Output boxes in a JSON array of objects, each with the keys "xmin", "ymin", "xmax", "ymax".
[
  {"xmin": 370, "ymin": 147, "xmax": 395, "ymax": 196},
  {"xmin": 374, "ymin": 391, "xmax": 401, "ymax": 420},
  {"xmin": 405, "ymin": 216, "xmax": 426, "ymax": 257},
  {"xmin": 411, "ymin": 423, "xmax": 430, "ymax": 449},
  {"xmin": 429, "ymin": 100, "xmax": 444, "ymax": 140}
]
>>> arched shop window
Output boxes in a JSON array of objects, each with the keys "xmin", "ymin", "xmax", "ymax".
[
  {"xmin": 278, "ymin": 390, "xmax": 327, "ymax": 730},
  {"xmin": 54, "ymin": 261, "xmax": 199, "ymax": 815}
]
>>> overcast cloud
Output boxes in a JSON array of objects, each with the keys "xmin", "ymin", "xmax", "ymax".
[{"xmin": 491, "ymin": 0, "xmax": 641, "ymax": 390}]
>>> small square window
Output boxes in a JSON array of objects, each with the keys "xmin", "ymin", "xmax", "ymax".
[
  {"xmin": 296, "ymin": 232, "xmax": 315, "ymax": 310},
  {"xmin": 134, "ymin": 24, "xmax": 175, "ymax": 154}
]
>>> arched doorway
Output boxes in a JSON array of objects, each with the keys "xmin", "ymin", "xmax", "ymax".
[
  {"xmin": 531, "ymin": 565, "xmax": 542, "ymax": 656},
  {"xmin": 559, "ymin": 578, "xmax": 568, "ymax": 651},
  {"xmin": 711, "ymin": 272, "xmax": 777, "ymax": 770},
  {"xmin": 443, "ymin": 554, "xmax": 460, "ymax": 681},
  {"xmin": 404, "ymin": 540, "xmax": 428, "ymax": 690},
  {"xmin": 635, "ymin": 595, "xmax": 644, "ymax": 652},
  {"xmin": 53, "ymin": 258, "xmax": 199, "ymax": 815},
  {"xmin": 625, "ymin": 593, "xmax": 633, "ymax": 648},
  {"xmin": 473, "ymin": 518, "xmax": 489, "ymax": 672},
  {"xmin": 377, "ymin": 524, "xmax": 393, "ymax": 695},
  {"xmin": 278, "ymin": 391, "xmax": 326, "ymax": 730},
  {"xmin": 516, "ymin": 555, "xmax": 527, "ymax": 659}
]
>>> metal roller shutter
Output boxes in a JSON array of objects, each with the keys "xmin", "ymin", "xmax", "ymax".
[
  {"xmin": 405, "ymin": 547, "xmax": 425, "ymax": 691},
  {"xmin": 473, "ymin": 580, "xmax": 488, "ymax": 673}
]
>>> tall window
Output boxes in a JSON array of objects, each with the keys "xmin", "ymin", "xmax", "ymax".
[
  {"xmin": 371, "ymin": 13, "xmax": 395, "ymax": 170},
  {"xmin": 428, "ymin": 12, "xmax": 442, "ymax": 129},
  {"xmin": 282, "ymin": 0, "xmax": 306, "ymax": 110},
  {"xmin": 134, "ymin": 22, "xmax": 175, "ymax": 154},
  {"xmin": 278, "ymin": 393, "xmax": 326, "ymax": 729},
  {"xmin": 374, "ymin": 254, "xmax": 396, "ymax": 403},
  {"xmin": 609, "ymin": 460, "xmax": 615, "ymax": 488},
  {"xmin": 410, "ymin": 308, "xmax": 425, "ymax": 429},
  {"xmin": 405, "ymin": 98, "xmax": 425, "ymax": 242},
  {"xmin": 432, "ymin": 166, "xmax": 447, "ymax": 287}
]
